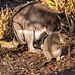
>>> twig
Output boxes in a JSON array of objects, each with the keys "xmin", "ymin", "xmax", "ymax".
[
  {"xmin": 60, "ymin": 22, "xmax": 71, "ymax": 28},
  {"xmin": 65, "ymin": 7, "xmax": 71, "ymax": 66},
  {"xmin": 71, "ymin": 46, "xmax": 75, "ymax": 55},
  {"xmin": 65, "ymin": 7, "xmax": 71, "ymax": 28},
  {"xmin": 63, "ymin": 28, "xmax": 70, "ymax": 35},
  {"xmin": 55, "ymin": 0, "xmax": 58, "ymax": 10}
]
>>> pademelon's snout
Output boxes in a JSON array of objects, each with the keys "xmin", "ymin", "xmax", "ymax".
[{"xmin": 59, "ymin": 34, "xmax": 67, "ymax": 47}]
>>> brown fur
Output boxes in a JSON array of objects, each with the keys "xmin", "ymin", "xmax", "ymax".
[{"xmin": 42, "ymin": 32, "xmax": 66, "ymax": 63}]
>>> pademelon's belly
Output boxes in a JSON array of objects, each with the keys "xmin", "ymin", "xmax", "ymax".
[
  {"xmin": 34, "ymin": 28, "xmax": 46, "ymax": 40},
  {"xmin": 18, "ymin": 28, "xmax": 46, "ymax": 41},
  {"xmin": 52, "ymin": 49, "xmax": 62, "ymax": 58}
]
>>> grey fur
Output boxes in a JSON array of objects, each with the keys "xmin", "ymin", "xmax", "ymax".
[{"xmin": 11, "ymin": 2, "xmax": 65, "ymax": 53}]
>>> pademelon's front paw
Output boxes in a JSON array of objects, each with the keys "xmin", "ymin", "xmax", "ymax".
[{"xmin": 56, "ymin": 55, "xmax": 60, "ymax": 61}]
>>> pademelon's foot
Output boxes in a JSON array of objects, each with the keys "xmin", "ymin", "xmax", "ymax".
[
  {"xmin": 29, "ymin": 49, "xmax": 42, "ymax": 54},
  {"xmin": 60, "ymin": 55, "xmax": 65, "ymax": 60}
]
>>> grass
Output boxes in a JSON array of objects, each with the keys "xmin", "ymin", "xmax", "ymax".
[
  {"xmin": 45, "ymin": 0, "xmax": 75, "ymax": 23},
  {"xmin": 0, "ymin": 4, "xmax": 13, "ymax": 40}
]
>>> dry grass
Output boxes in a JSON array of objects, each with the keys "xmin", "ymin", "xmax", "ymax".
[
  {"xmin": 0, "ymin": 0, "xmax": 75, "ymax": 40},
  {"xmin": 45, "ymin": 0, "xmax": 75, "ymax": 23},
  {"xmin": 0, "ymin": 4, "xmax": 13, "ymax": 40}
]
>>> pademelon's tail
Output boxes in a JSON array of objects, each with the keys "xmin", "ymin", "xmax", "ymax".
[{"xmin": 0, "ymin": 41, "xmax": 19, "ymax": 48}]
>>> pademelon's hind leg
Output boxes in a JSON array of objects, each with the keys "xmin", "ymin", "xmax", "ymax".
[
  {"xmin": 26, "ymin": 31, "xmax": 42, "ymax": 54},
  {"xmin": 28, "ymin": 38, "xmax": 42, "ymax": 54}
]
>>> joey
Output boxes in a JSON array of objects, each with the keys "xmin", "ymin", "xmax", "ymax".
[{"xmin": 42, "ymin": 32, "xmax": 66, "ymax": 65}]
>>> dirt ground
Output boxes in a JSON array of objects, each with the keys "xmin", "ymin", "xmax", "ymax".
[
  {"xmin": 0, "ymin": 43, "xmax": 75, "ymax": 75},
  {"xmin": 1, "ymin": 35, "xmax": 75, "ymax": 75},
  {"xmin": 0, "ymin": 0, "xmax": 75, "ymax": 75}
]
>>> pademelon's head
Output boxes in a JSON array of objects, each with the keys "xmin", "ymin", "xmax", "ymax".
[{"xmin": 57, "ymin": 31, "xmax": 66, "ymax": 44}]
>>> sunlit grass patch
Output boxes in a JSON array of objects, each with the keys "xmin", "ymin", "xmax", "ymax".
[
  {"xmin": 0, "ymin": 4, "xmax": 13, "ymax": 40},
  {"xmin": 45, "ymin": 0, "xmax": 75, "ymax": 23}
]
